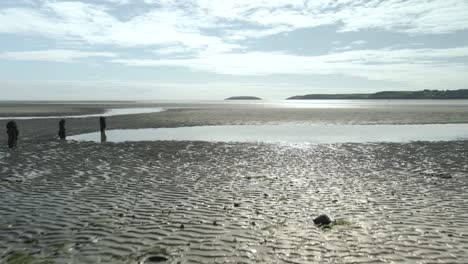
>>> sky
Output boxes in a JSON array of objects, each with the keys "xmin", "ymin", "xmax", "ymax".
[{"xmin": 0, "ymin": 0, "xmax": 467, "ymax": 100}]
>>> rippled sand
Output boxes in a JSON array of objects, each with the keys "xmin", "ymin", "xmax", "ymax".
[
  {"xmin": 1, "ymin": 102, "xmax": 468, "ymax": 263},
  {"xmin": 1, "ymin": 139, "xmax": 467, "ymax": 263}
]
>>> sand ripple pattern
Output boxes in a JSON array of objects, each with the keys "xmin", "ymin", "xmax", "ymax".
[{"xmin": 0, "ymin": 140, "xmax": 467, "ymax": 263}]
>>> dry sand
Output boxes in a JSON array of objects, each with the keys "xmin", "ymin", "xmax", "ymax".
[{"xmin": 0, "ymin": 102, "xmax": 468, "ymax": 263}]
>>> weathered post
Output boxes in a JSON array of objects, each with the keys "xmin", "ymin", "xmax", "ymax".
[
  {"xmin": 100, "ymin": 116, "xmax": 107, "ymax": 143},
  {"xmin": 6, "ymin": 120, "xmax": 19, "ymax": 148},
  {"xmin": 58, "ymin": 119, "xmax": 66, "ymax": 140}
]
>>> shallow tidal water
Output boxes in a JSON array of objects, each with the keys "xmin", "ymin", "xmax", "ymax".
[
  {"xmin": 1, "ymin": 140, "xmax": 468, "ymax": 263},
  {"xmin": 69, "ymin": 124, "xmax": 468, "ymax": 144},
  {"xmin": 0, "ymin": 107, "xmax": 165, "ymax": 120}
]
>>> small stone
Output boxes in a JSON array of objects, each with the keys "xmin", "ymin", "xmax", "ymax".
[
  {"xmin": 251, "ymin": 222, "xmax": 256, "ymax": 226},
  {"xmin": 180, "ymin": 224, "xmax": 184, "ymax": 229},
  {"xmin": 332, "ymin": 200, "xmax": 338, "ymax": 203},
  {"xmin": 263, "ymin": 193, "xmax": 269, "ymax": 198},
  {"xmin": 440, "ymin": 174, "xmax": 452, "ymax": 179},
  {"xmin": 233, "ymin": 203, "xmax": 240, "ymax": 208},
  {"xmin": 313, "ymin": 214, "xmax": 332, "ymax": 225},
  {"xmin": 146, "ymin": 256, "xmax": 168, "ymax": 263},
  {"xmin": 118, "ymin": 213, "xmax": 124, "ymax": 217}
]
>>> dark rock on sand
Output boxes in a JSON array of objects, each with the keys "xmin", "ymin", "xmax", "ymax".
[
  {"xmin": 146, "ymin": 256, "xmax": 168, "ymax": 263},
  {"xmin": 422, "ymin": 172, "xmax": 452, "ymax": 179},
  {"xmin": 438, "ymin": 173, "xmax": 453, "ymax": 179},
  {"xmin": 313, "ymin": 214, "xmax": 332, "ymax": 225}
]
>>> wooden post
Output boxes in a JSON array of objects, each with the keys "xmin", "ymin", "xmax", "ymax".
[
  {"xmin": 100, "ymin": 116, "xmax": 107, "ymax": 142},
  {"xmin": 58, "ymin": 119, "xmax": 66, "ymax": 140},
  {"xmin": 6, "ymin": 120, "xmax": 19, "ymax": 148}
]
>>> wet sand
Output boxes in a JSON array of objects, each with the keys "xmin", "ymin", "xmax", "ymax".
[
  {"xmin": 2, "ymin": 101, "xmax": 468, "ymax": 141},
  {"xmin": 0, "ymin": 101, "xmax": 468, "ymax": 263}
]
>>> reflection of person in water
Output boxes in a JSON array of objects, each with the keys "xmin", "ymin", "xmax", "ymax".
[
  {"xmin": 100, "ymin": 117, "xmax": 107, "ymax": 143},
  {"xmin": 59, "ymin": 119, "xmax": 66, "ymax": 140},
  {"xmin": 6, "ymin": 121, "xmax": 19, "ymax": 148}
]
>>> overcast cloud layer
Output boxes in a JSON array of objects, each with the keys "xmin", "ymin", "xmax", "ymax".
[{"xmin": 0, "ymin": 0, "xmax": 467, "ymax": 100}]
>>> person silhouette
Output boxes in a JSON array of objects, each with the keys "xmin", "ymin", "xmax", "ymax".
[{"xmin": 6, "ymin": 121, "xmax": 19, "ymax": 148}]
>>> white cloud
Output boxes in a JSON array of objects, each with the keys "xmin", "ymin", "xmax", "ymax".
[
  {"xmin": 182, "ymin": 0, "xmax": 468, "ymax": 37},
  {"xmin": 338, "ymin": 0, "xmax": 468, "ymax": 34},
  {"xmin": 112, "ymin": 47, "xmax": 468, "ymax": 89},
  {"xmin": 0, "ymin": 1, "xmax": 238, "ymax": 53},
  {"xmin": 0, "ymin": 0, "xmax": 467, "ymax": 95},
  {"xmin": 334, "ymin": 40, "xmax": 367, "ymax": 51},
  {"xmin": 102, "ymin": 0, "xmax": 131, "ymax": 5},
  {"xmin": 0, "ymin": 49, "xmax": 118, "ymax": 62},
  {"xmin": 0, "ymin": 80, "xmax": 315, "ymax": 100},
  {"xmin": 1, "ymin": 0, "xmax": 467, "ymax": 55}
]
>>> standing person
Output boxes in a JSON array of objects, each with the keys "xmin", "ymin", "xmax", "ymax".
[
  {"xmin": 58, "ymin": 119, "xmax": 66, "ymax": 140},
  {"xmin": 100, "ymin": 117, "xmax": 107, "ymax": 142},
  {"xmin": 6, "ymin": 121, "xmax": 19, "ymax": 148}
]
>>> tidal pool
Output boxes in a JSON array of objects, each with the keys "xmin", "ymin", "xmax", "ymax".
[
  {"xmin": 0, "ymin": 107, "xmax": 165, "ymax": 120},
  {"xmin": 69, "ymin": 124, "xmax": 468, "ymax": 144}
]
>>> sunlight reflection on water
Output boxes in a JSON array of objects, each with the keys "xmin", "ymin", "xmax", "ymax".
[
  {"xmin": 69, "ymin": 124, "xmax": 468, "ymax": 144},
  {"xmin": 0, "ymin": 107, "xmax": 165, "ymax": 120}
]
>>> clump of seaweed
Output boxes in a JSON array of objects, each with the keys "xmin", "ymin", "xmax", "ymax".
[
  {"xmin": 23, "ymin": 239, "xmax": 39, "ymax": 245},
  {"xmin": 321, "ymin": 219, "xmax": 352, "ymax": 230}
]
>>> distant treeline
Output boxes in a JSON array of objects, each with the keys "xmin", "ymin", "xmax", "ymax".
[{"xmin": 288, "ymin": 89, "xmax": 468, "ymax": 100}]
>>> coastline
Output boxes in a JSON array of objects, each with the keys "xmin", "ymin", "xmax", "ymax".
[{"xmin": 2, "ymin": 101, "xmax": 468, "ymax": 142}]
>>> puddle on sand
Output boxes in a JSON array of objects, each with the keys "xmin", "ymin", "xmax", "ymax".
[
  {"xmin": 0, "ymin": 107, "xmax": 165, "ymax": 120},
  {"xmin": 69, "ymin": 124, "xmax": 468, "ymax": 144}
]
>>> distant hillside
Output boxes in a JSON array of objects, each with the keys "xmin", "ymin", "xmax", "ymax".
[
  {"xmin": 288, "ymin": 89, "xmax": 468, "ymax": 100},
  {"xmin": 225, "ymin": 96, "xmax": 262, "ymax": 100}
]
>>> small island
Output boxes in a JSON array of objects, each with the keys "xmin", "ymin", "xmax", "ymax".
[
  {"xmin": 287, "ymin": 89, "xmax": 468, "ymax": 100},
  {"xmin": 225, "ymin": 96, "xmax": 262, "ymax": 100}
]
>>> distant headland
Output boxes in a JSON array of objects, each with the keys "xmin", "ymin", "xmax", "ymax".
[
  {"xmin": 287, "ymin": 89, "xmax": 468, "ymax": 100},
  {"xmin": 225, "ymin": 96, "xmax": 262, "ymax": 100}
]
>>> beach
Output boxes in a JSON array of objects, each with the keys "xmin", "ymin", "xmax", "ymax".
[
  {"xmin": 1, "ymin": 100, "xmax": 468, "ymax": 263},
  {"xmin": 2, "ymin": 100, "xmax": 468, "ymax": 141}
]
